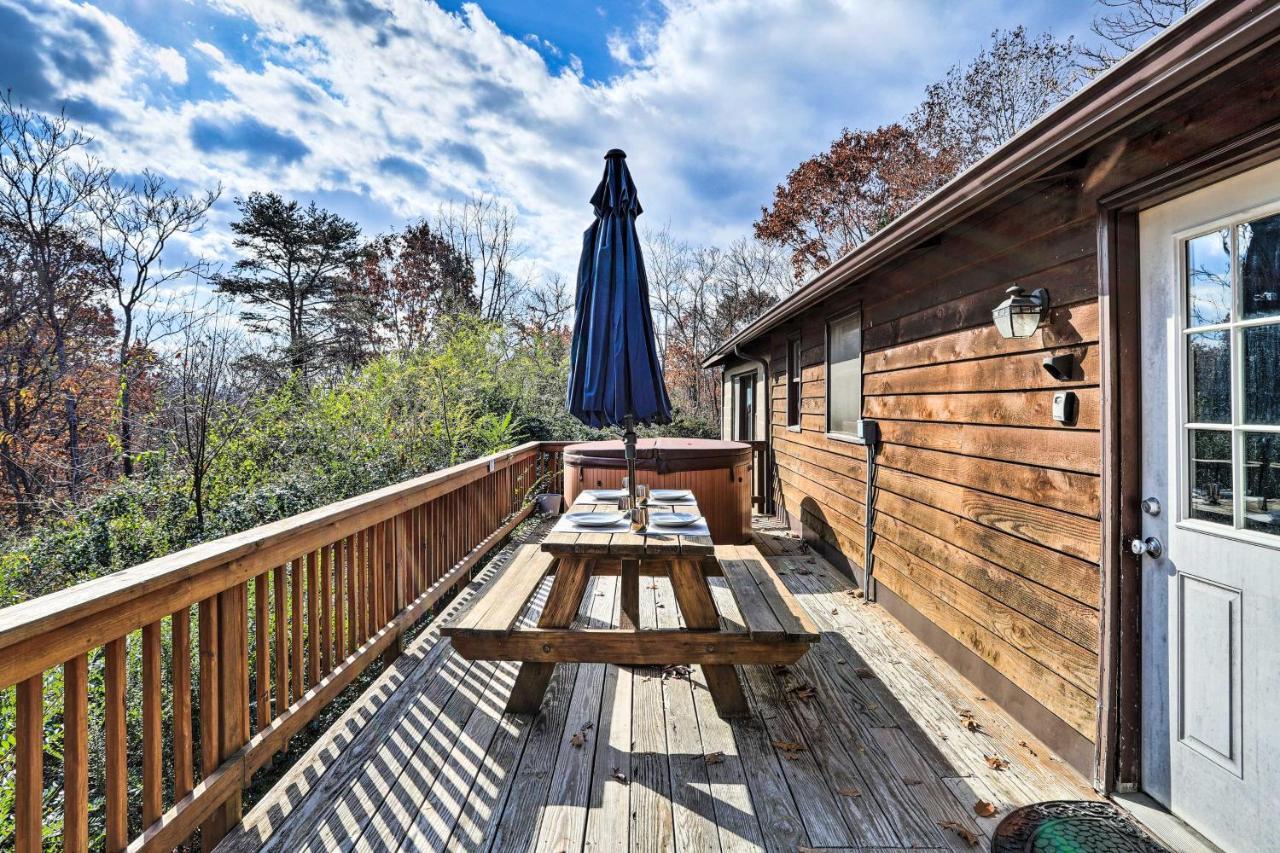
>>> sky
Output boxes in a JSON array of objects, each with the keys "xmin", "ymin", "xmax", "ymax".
[{"xmin": 1, "ymin": 0, "xmax": 1098, "ymax": 282}]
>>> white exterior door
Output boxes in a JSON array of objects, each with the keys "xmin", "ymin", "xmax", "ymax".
[{"xmin": 1139, "ymin": 159, "xmax": 1280, "ymax": 851}]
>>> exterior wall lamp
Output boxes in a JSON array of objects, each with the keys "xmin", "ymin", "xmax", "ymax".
[{"xmin": 992, "ymin": 285, "xmax": 1049, "ymax": 339}]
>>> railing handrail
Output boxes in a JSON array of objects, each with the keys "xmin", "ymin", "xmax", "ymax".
[{"xmin": 0, "ymin": 441, "xmax": 541, "ymax": 682}]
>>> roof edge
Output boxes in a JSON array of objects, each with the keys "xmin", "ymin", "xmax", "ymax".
[{"xmin": 703, "ymin": 0, "xmax": 1280, "ymax": 369}]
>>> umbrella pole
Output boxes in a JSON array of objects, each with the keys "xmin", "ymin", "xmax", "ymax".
[{"xmin": 624, "ymin": 414, "xmax": 638, "ymax": 513}]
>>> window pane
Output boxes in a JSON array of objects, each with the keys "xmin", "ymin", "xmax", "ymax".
[
  {"xmin": 1245, "ymin": 433, "xmax": 1280, "ymax": 536},
  {"xmin": 1239, "ymin": 214, "xmax": 1280, "ymax": 319},
  {"xmin": 1186, "ymin": 228, "xmax": 1232, "ymax": 326},
  {"xmin": 827, "ymin": 314, "xmax": 861, "ymax": 435},
  {"xmin": 787, "ymin": 340, "xmax": 800, "ymax": 426},
  {"xmin": 1188, "ymin": 330, "xmax": 1231, "ymax": 423},
  {"xmin": 1189, "ymin": 429, "xmax": 1233, "ymax": 526},
  {"xmin": 1244, "ymin": 324, "xmax": 1280, "ymax": 425}
]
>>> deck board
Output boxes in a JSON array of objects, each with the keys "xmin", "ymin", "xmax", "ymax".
[{"xmin": 220, "ymin": 517, "xmax": 1096, "ymax": 853}]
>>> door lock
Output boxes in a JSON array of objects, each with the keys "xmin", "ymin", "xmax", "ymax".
[
  {"xmin": 1140, "ymin": 497, "xmax": 1161, "ymax": 516},
  {"xmin": 1129, "ymin": 536, "xmax": 1163, "ymax": 559}
]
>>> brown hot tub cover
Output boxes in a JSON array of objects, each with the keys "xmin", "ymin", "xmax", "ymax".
[{"xmin": 563, "ymin": 438, "xmax": 751, "ymax": 475}]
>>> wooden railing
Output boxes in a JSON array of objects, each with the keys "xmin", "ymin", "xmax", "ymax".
[
  {"xmin": 748, "ymin": 439, "xmax": 773, "ymax": 515},
  {"xmin": 0, "ymin": 441, "xmax": 563, "ymax": 852}
]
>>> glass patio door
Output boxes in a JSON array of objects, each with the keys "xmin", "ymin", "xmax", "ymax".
[{"xmin": 1138, "ymin": 159, "xmax": 1280, "ymax": 852}]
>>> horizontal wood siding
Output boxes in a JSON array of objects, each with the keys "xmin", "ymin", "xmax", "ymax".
[{"xmin": 767, "ymin": 182, "xmax": 1103, "ymax": 741}]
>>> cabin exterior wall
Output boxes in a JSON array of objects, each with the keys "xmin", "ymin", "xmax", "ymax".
[{"xmin": 718, "ymin": 37, "xmax": 1280, "ymax": 776}]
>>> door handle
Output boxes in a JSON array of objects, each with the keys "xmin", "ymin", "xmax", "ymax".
[{"xmin": 1129, "ymin": 536, "xmax": 1163, "ymax": 559}]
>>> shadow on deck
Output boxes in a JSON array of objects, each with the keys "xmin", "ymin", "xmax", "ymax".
[{"xmin": 217, "ymin": 517, "xmax": 1094, "ymax": 853}]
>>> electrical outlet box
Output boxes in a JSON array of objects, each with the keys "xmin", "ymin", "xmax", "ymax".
[
  {"xmin": 1052, "ymin": 391, "xmax": 1077, "ymax": 425},
  {"xmin": 855, "ymin": 419, "xmax": 879, "ymax": 445}
]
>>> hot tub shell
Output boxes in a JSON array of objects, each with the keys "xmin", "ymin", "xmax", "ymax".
[{"xmin": 563, "ymin": 438, "xmax": 752, "ymax": 544}]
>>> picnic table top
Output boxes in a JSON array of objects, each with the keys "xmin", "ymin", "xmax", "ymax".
[{"xmin": 540, "ymin": 491, "xmax": 715, "ymax": 558}]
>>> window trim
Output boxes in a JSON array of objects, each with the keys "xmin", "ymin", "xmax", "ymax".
[
  {"xmin": 1174, "ymin": 205, "xmax": 1280, "ymax": 547},
  {"xmin": 786, "ymin": 335, "xmax": 802, "ymax": 430},
  {"xmin": 734, "ymin": 369, "xmax": 757, "ymax": 442},
  {"xmin": 824, "ymin": 305, "xmax": 863, "ymax": 443}
]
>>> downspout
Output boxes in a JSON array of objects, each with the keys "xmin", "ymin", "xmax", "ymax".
[
  {"xmin": 733, "ymin": 345, "xmax": 773, "ymax": 516},
  {"xmin": 859, "ymin": 419, "xmax": 880, "ymax": 602}
]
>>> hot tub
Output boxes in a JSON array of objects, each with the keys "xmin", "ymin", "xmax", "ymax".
[{"xmin": 563, "ymin": 438, "xmax": 752, "ymax": 544}]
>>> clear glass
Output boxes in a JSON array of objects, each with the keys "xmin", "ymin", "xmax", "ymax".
[
  {"xmin": 1186, "ymin": 228, "xmax": 1232, "ymax": 327},
  {"xmin": 827, "ymin": 312, "xmax": 862, "ymax": 435},
  {"xmin": 1239, "ymin": 214, "xmax": 1280, "ymax": 319},
  {"xmin": 1189, "ymin": 429, "xmax": 1233, "ymax": 526},
  {"xmin": 1244, "ymin": 323, "xmax": 1280, "ymax": 425},
  {"xmin": 1244, "ymin": 433, "xmax": 1280, "ymax": 536},
  {"xmin": 1188, "ymin": 330, "xmax": 1231, "ymax": 423}
]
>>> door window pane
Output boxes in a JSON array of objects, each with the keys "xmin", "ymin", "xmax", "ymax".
[
  {"xmin": 1245, "ymin": 433, "xmax": 1280, "ymax": 536},
  {"xmin": 1189, "ymin": 429, "xmax": 1233, "ymax": 526},
  {"xmin": 1239, "ymin": 214, "xmax": 1280, "ymax": 319},
  {"xmin": 1189, "ymin": 331, "xmax": 1231, "ymax": 423},
  {"xmin": 1187, "ymin": 228, "xmax": 1232, "ymax": 326},
  {"xmin": 1244, "ymin": 324, "xmax": 1280, "ymax": 425},
  {"xmin": 827, "ymin": 311, "xmax": 861, "ymax": 436}
]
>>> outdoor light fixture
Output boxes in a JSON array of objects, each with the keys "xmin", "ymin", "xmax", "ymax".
[{"xmin": 992, "ymin": 285, "xmax": 1049, "ymax": 339}]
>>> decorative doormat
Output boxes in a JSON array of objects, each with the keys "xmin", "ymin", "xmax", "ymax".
[{"xmin": 992, "ymin": 801, "xmax": 1170, "ymax": 852}]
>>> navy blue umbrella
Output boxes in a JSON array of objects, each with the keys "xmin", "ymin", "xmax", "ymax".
[{"xmin": 566, "ymin": 149, "xmax": 672, "ymax": 509}]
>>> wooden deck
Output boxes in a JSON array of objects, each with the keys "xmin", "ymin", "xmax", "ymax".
[{"xmin": 218, "ymin": 517, "xmax": 1095, "ymax": 853}]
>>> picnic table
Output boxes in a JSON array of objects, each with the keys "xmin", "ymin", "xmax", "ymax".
[{"xmin": 444, "ymin": 490, "xmax": 818, "ymax": 717}]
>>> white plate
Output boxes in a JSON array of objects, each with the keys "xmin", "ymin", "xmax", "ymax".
[
  {"xmin": 648, "ymin": 512, "xmax": 701, "ymax": 527},
  {"xmin": 650, "ymin": 489, "xmax": 694, "ymax": 502},
  {"xmin": 566, "ymin": 511, "xmax": 625, "ymax": 527},
  {"xmin": 585, "ymin": 489, "xmax": 626, "ymax": 501}
]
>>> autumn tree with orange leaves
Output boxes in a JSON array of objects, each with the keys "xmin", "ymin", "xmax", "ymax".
[{"xmin": 756, "ymin": 27, "xmax": 1082, "ymax": 279}]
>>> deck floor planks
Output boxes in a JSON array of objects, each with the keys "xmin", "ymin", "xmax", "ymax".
[
  {"xmin": 657, "ymin": 576, "xmax": 720, "ymax": 853},
  {"xmin": 629, "ymin": 581, "xmax": 676, "ymax": 852},
  {"xmin": 219, "ymin": 517, "xmax": 1097, "ymax": 853},
  {"xmin": 533, "ymin": 576, "xmax": 618, "ymax": 853},
  {"xmin": 582, "ymin": 622, "xmax": 633, "ymax": 853}
]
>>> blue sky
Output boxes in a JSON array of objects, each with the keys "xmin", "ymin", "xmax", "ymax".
[{"xmin": 2, "ymin": 0, "xmax": 1097, "ymax": 277}]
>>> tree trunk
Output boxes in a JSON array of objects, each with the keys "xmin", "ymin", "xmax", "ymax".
[{"xmin": 118, "ymin": 311, "xmax": 134, "ymax": 478}]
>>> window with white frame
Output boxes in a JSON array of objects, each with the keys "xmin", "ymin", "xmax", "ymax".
[
  {"xmin": 1184, "ymin": 214, "xmax": 1280, "ymax": 537},
  {"xmin": 826, "ymin": 308, "xmax": 862, "ymax": 438}
]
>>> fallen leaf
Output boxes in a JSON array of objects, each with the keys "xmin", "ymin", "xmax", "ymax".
[
  {"xmin": 704, "ymin": 751, "xmax": 725, "ymax": 765},
  {"xmin": 772, "ymin": 740, "xmax": 808, "ymax": 760},
  {"xmin": 830, "ymin": 608, "xmax": 838, "ymax": 615},
  {"xmin": 939, "ymin": 820, "xmax": 979, "ymax": 846},
  {"xmin": 788, "ymin": 684, "xmax": 816, "ymax": 702},
  {"xmin": 836, "ymin": 787, "xmax": 862, "ymax": 798},
  {"xmin": 847, "ymin": 588, "xmax": 865, "ymax": 599},
  {"xmin": 984, "ymin": 754, "xmax": 1010, "ymax": 771},
  {"xmin": 974, "ymin": 800, "xmax": 998, "ymax": 817},
  {"xmin": 570, "ymin": 731, "xmax": 586, "ymax": 748},
  {"xmin": 771, "ymin": 664, "xmax": 791, "ymax": 677},
  {"xmin": 662, "ymin": 664, "xmax": 691, "ymax": 680},
  {"xmin": 611, "ymin": 767, "xmax": 628, "ymax": 784}
]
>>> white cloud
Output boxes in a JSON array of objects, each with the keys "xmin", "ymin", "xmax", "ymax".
[{"xmin": 7, "ymin": 0, "xmax": 1074, "ymax": 280}]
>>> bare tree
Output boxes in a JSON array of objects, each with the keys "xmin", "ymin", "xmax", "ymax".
[
  {"xmin": 517, "ymin": 272, "xmax": 572, "ymax": 336},
  {"xmin": 911, "ymin": 27, "xmax": 1082, "ymax": 171},
  {"xmin": 436, "ymin": 195, "xmax": 528, "ymax": 323},
  {"xmin": 92, "ymin": 170, "xmax": 220, "ymax": 476},
  {"xmin": 164, "ymin": 300, "xmax": 251, "ymax": 530},
  {"xmin": 0, "ymin": 93, "xmax": 112, "ymax": 501},
  {"xmin": 1081, "ymin": 0, "xmax": 1201, "ymax": 72}
]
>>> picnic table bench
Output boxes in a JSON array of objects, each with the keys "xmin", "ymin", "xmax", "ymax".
[{"xmin": 443, "ymin": 491, "xmax": 817, "ymax": 717}]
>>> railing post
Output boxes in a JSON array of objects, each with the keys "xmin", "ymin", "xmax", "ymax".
[
  {"xmin": 205, "ymin": 582, "xmax": 248, "ymax": 845},
  {"xmin": 385, "ymin": 513, "xmax": 409, "ymax": 661}
]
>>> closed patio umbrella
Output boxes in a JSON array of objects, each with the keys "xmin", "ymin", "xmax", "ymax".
[{"xmin": 566, "ymin": 149, "xmax": 672, "ymax": 515}]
